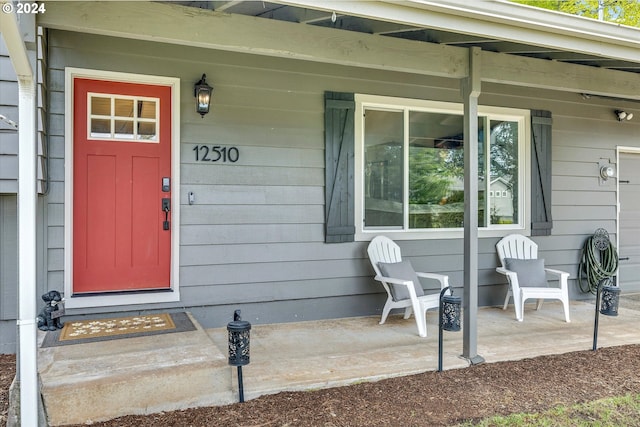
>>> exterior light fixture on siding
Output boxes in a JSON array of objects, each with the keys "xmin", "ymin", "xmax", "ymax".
[
  {"xmin": 600, "ymin": 165, "xmax": 614, "ymax": 181},
  {"xmin": 194, "ymin": 74, "xmax": 213, "ymax": 117},
  {"xmin": 615, "ymin": 110, "xmax": 633, "ymax": 121},
  {"xmin": 438, "ymin": 287, "xmax": 461, "ymax": 372}
]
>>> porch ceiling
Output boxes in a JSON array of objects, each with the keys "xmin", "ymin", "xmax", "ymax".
[{"xmin": 174, "ymin": 0, "xmax": 640, "ymax": 75}]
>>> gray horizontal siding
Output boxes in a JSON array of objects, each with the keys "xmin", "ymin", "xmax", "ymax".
[
  {"xmin": 182, "ymin": 164, "xmax": 323, "ymax": 186},
  {"xmin": 179, "ymin": 185, "xmax": 323, "ymax": 205},
  {"xmin": 0, "ymin": 33, "xmax": 47, "ymax": 196},
  {"xmin": 0, "ymin": 196, "xmax": 17, "ymax": 321},
  {"xmin": 42, "ymin": 29, "xmax": 639, "ymax": 327},
  {"xmin": 0, "ymin": 47, "xmax": 19, "ymax": 194},
  {"xmin": 0, "ymin": 320, "xmax": 16, "ymax": 354},
  {"xmin": 180, "ymin": 224, "xmax": 324, "ymax": 245},
  {"xmin": 181, "ymin": 205, "xmax": 323, "ymax": 225}
]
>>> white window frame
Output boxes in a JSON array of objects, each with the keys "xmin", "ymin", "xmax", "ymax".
[
  {"xmin": 354, "ymin": 94, "xmax": 530, "ymax": 240},
  {"xmin": 87, "ymin": 93, "xmax": 160, "ymax": 142}
]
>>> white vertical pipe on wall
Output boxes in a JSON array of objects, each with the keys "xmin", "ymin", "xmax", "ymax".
[{"xmin": 0, "ymin": 5, "xmax": 39, "ymax": 426}]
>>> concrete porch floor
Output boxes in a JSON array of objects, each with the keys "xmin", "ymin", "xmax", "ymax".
[{"xmin": 37, "ymin": 296, "xmax": 640, "ymax": 425}]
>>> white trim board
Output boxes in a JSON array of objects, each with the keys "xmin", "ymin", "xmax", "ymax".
[{"xmin": 63, "ymin": 67, "xmax": 181, "ymax": 309}]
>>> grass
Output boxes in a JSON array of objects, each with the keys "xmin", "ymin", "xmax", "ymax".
[{"xmin": 457, "ymin": 393, "xmax": 640, "ymax": 427}]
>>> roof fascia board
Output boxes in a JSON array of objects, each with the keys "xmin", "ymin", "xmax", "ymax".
[
  {"xmin": 278, "ymin": 0, "xmax": 640, "ymax": 64},
  {"xmin": 37, "ymin": 1, "xmax": 467, "ymax": 79},
  {"xmin": 409, "ymin": 0, "xmax": 640, "ymax": 47}
]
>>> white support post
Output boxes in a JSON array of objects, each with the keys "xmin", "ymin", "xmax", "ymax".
[
  {"xmin": 462, "ymin": 47, "xmax": 484, "ymax": 365},
  {"xmin": 1, "ymin": 5, "xmax": 40, "ymax": 426},
  {"xmin": 17, "ymin": 75, "xmax": 38, "ymax": 427}
]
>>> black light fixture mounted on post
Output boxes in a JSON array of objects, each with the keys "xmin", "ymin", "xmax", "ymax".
[
  {"xmin": 593, "ymin": 278, "xmax": 621, "ymax": 351},
  {"xmin": 438, "ymin": 286, "xmax": 461, "ymax": 372},
  {"xmin": 194, "ymin": 74, "xmax": 213, "ymax": 117},
  {"xmin": 227, "ymin": 310, "xmax": 251, "ymax": 402}
]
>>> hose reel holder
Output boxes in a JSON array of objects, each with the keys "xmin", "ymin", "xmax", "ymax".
[{"xmin": 578, "ymin": 228, "xmax": 619, "ymax": 294}]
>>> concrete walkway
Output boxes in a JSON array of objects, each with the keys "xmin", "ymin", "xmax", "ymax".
[
  {"xmin": 206, "ymin": 295, "xmax": 640, "ymax": 402},
  {"xmin": 37, "ymin": 296, "xmax": 640, "ymax": 425}
]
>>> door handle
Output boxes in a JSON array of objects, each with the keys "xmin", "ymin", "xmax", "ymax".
[{"xmin": 162, "ymin": 198, "xmax": 170, "ymax": 230}]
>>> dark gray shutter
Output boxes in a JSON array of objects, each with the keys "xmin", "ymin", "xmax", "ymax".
[
  {"xmin": 530, "ymin": 110, "xmax": 552, "ymax": 236},
  {"xmin": 325, "ymin": 92, "xmax": 355, "ymax": 243}
]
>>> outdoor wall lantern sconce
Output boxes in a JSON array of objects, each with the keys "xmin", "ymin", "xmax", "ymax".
[
  {"xmin": 600, "ymin": 165, "xmax": 615, "ymax": 181},
  {"xmin": 593, "ymin": 278, "xmax": 620, "ymax": 351},
  {"xmin": 228, "ymin": 309, "xmax": 251, "ymax": 402},
  {"xmin": 194, "ymin": 74, "xmax": 213, "ymax": 117},
  {"xmin": 615, "ymin": 110, "xmax": 633, "ymax": 121},
  {"xmin": 438, "ymin": 287, "xmax": 461, "ymax": 372}
]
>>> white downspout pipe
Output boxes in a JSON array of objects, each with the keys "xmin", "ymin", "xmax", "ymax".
[{"xmin": 1, "ymin": 4, "xmax": 39, "ymax": 426}]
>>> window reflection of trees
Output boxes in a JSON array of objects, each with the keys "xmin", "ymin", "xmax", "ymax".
[
  {"xmin": 364, "ymin": 108, "xmax": 519, "ymax": 230},
  {"xmin": 490, "ymin": 121, "xmax": 518, "ymax": 224}
]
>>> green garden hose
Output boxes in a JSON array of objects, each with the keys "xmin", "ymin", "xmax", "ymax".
[{"xmin": 578, "ymin": 231, "xmax": 619, "ymax": 294}]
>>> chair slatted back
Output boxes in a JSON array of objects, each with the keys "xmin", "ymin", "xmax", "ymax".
[
  {"xmin": 367, "ymin": 236, "xmax": 403, "ymax": 276},
  {"xmin": 496, "ymin": 234, "xmax": 539, "ymax": 268}
]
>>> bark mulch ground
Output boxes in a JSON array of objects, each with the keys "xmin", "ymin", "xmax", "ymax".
[
  {"xmin": 4, "ymin": 345, "xmax": 640, "ymax": 426},
  {"xmin": 0, "ymin": 354, "xmax": 16, "ymax": 426}
]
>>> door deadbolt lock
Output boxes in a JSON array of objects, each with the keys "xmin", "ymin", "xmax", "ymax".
[{"xmin": 162, "ymin": 177, "xmax": 170, "ymax": 192}]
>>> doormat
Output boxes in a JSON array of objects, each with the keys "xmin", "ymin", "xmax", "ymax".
[{"xmin": 41, "ymin": 312, "xmax": 196, "ymax": 347}]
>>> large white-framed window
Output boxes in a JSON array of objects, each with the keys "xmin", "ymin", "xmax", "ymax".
[{"xmin": 354, "ymin": 94, "xmax": 530, "ymax": 240}]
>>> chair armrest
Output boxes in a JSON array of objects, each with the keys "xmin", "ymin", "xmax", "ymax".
[
  {"xmin": 373, "ymin": 275, "xmax": 413, "ymax": 288},
  {"xmin": 495, "ymin": 267, "xmax": 520, "ymax": 289},
  {"xmin": 416, "ymin": 272, "xmax": 450, "ymax": 289},
  {"xmin": 544, "ymin": 268, "xmax": 570, "ymax": 279},
  {"xmin": 496, "ymin": 267, "xmax": 518, "ymax": 278},
  {"xmin": 544, "ymin": 268, "xmax": 569, "ymax": 290},
  {"xmin": 373, "ymin": 275, "xmax": 420, "ymax": 301}
]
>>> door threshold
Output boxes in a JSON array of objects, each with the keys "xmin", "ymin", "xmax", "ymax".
[
  {"xmin": 64, "ymin": 288, "xmax": 180, "ymax": 309},
  {"xmin": 71, "ymin": 288, "xmax": 174, "ymax": 298}
]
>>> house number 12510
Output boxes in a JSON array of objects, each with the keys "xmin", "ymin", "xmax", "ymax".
[{"xmin": 193, "ymin": 145, "xmax": 240, "ymax": 163}]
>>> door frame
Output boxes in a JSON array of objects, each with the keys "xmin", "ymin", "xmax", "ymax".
[
  {"xmin": 616, "ymin": 145, "xmax": 640, "ymax": 289},
  {"xmin": 64, "ymin": 67, "xmax": 181, "ymax": 309}
]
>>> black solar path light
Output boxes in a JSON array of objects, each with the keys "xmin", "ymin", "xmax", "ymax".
[
  {"xmin": 438, "ymin": 286, "xmax": 461, "ymax": 372},
  {"xmin": 593, "ymin": 278, "xmax": 620, "ymax": 351},
  {"xmin": 227, "ymin": 309, "xmax": 251, "ymax": 402}
]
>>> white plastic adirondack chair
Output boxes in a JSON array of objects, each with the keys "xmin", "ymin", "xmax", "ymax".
[
  {"xmin": 367, "ymin": 236, "xmax": 450, "ymax": 337},
  {"xmin": 496, "ymin": 234, "xmax": 570, "ymax": 322}
]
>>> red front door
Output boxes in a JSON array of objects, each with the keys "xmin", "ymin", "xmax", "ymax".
[{"xmin": 73, "ymin": 78, "xmax": 172, "ymax": 293}]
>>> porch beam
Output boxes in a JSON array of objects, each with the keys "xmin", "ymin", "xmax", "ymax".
[
  {"xmin": 480, "ymin": 49, "xmax": 640, "ymax": 100},
  {"xmin": 461, "ymin": 47, "xmax": 484, "ymax": 365},
  {"xmin": 37, "ymin": 1, "xmax": 467, "ymax": 79},
  {"xmin": 281, "ymin": 0, "xmax": 640, "ymax": 67},
  {"xmin": 279, "ymin": 0, "xmax": 640, "ymax": 100},
  {"xmin": 39, "ymin": 1, "xmax": 640, "ymax": 100}
]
